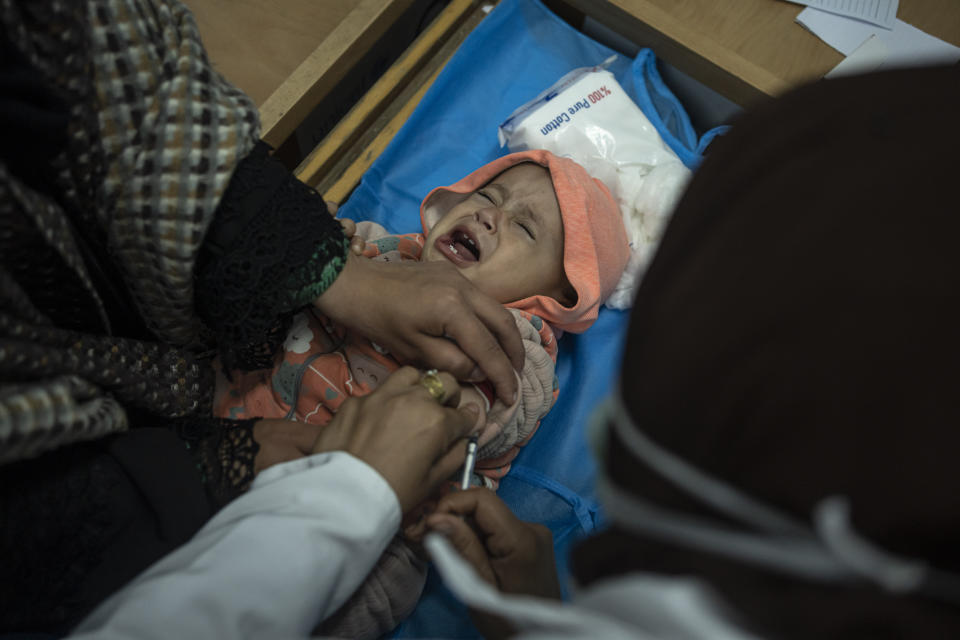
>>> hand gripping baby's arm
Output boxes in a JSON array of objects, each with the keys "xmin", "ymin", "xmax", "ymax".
[{"xmin": 471, "ymin": 310, "xmax": 558, "ymax": 469}]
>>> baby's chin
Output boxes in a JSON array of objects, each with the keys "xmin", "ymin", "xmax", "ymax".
[{"xmin": 423, "ymin": 246, "xmax": 465, "ymax": 268}]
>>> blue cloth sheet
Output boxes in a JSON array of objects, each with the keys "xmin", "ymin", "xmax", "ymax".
[{"xmin": 337, "ymin": 0, "xmax": 721, "ymax": 636}]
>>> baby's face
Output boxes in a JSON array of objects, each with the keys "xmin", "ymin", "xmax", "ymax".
[{"xmin": 422, "ymin": 163, "xmax": 571, "ymax": 305}]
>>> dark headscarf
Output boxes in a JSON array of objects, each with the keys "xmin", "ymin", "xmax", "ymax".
[{"xmin": 574, "ymin": 65, "xmax": 960, "ymax": 639}]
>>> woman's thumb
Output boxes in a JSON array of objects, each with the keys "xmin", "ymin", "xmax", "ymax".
[{"xmin": 459, "ymin": 401, "xmax": 485, "ymax": 435}]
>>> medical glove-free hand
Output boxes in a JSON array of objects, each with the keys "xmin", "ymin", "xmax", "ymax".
[
  {"xmin": 251, "ymin": 419, "xmax": 324, "ymax": 474},
  {"xmin": 311, "ymin": 367, "xmax": 483, "ymax": 514},
  {"xmin": 426, "ymin": 487, "xmax": 561, "ymax": 598},
  {"xmin": 313, "ymin": 252, "xmax": 524, "ymax": 405}
]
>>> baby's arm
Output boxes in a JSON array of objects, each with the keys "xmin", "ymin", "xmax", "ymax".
[
  {"xmin": 343, "ymin": 221, "xmax": 425, "ymax": 263},
  {"xmin": 314, "ymin": 536, "xmax": 427, "ymax": 639},
  {"xmin": 469, "ymin": 310, "xmax": 558, "ymax": 477}
]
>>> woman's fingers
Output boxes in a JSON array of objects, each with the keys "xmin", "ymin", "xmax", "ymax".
[
  {"xmin": 379, "ymin": 367, "xmax": 460, "ymax": 409},
  {"xmin": 428, "ymin": 488, "xmax": 562, "ymax": 599},
  {"xmin": 437, "ymin": 298, "xmax": 522, "ymax": 405},
  {"xmin": 417, "ymin": 369, "xmax": 462, "ymax": 408},
  {"xmin": 463, "ymin": 292, "xmax": 526, "ymax": 374},
  {"xmin": 431, "ymin": 488, "xmax": 521, "ymax": 542},
  {"xmin": 427, "ymin": 513, "xmax": 498, "ymax": 586}
]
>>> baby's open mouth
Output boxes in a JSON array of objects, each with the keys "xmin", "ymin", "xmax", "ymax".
[
  {"xmin": 435, "ymin": 227, "xmax": 481, "ymax": 265},
  {"xmin": 450, "ymin": 229, "xmax": 480, "ymax": 260}
]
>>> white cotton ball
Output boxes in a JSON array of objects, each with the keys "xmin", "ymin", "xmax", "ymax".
[{"xmin": 605, "ymin": 161, "xmax": 691, "ymax": 309}]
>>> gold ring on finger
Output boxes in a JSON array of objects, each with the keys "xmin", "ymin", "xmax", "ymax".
[{"xmin": 419, "ymin": 368, "xmax": 446, "ymax": 403}]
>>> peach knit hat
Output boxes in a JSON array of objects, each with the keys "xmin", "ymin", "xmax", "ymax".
[{"xmin": 420, "ymin": 150, "xmax": 629, "ymax": 333}]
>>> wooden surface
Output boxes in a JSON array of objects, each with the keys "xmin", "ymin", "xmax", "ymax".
[
  {"xmin": 184, "ymin": 0, "xmax": 361, "ymax": 107},
  {"xmin": 560, "ymin": 0, "xmax": 960, "ymax": 107},
  {"xmin": 185, "ymin": 0, "xmax": 419, "ymax": 149},
  {"xmin": 306, "ymin": 2, "xmax": 490, "ymax": 203},
  {"xmin": 899, "ymin": 0, "xmax": 960, "ymax": 44},
  {"xmin": 258, "ymin": 0, "xmax": 417, "ymax": 148},
  {"xmin": 295, "ymin": 0, "xmax": 476, "ymax": 190},
  {"xmin": 187, "ymin": 0, "xmax": 958, "ymax": 181}
]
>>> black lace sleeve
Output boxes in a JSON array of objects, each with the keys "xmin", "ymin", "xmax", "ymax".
[
  {"xmin": 196, "ymin": 142, "xmax": 349, "ymax": 372},
  {"xmin": 172, "ymin": 416, "xmax": 261, "ymax": 508}
]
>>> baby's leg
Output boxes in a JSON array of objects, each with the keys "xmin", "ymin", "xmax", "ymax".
[{"xmin": 314, "ymin": 537, "xmax": 427, "ymax": 639}]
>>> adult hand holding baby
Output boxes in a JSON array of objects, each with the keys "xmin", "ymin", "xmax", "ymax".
[
  {"xmin": 311, "ymin": 366, "xmax": 485, "ymax": 513},
  {"xmin": 314, "ymin": 252, "xmax": 524, "ymax": 406}
]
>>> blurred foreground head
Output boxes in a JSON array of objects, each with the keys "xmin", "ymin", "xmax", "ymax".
[{"xmin": 577, "ymin": 65, "xmax": 960, "ymax": 639}]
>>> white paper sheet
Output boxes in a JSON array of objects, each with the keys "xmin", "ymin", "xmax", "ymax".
[
  {"xmin": 783, "ymin": 0, "xmax": 899, "ymax": 29},
  {"xmin": 796, "ymin": 7, "xmax": 960, "ymax": 70},
  {"xmin": 824, "ymin": 34, "xmax": 888, "ymax": 77}
]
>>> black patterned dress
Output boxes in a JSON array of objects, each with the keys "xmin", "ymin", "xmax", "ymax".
[{"xmin": 0, "ymin": 0, "xmax": 348, "ymax": 632}]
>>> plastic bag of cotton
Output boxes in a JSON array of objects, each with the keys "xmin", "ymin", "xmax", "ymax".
[{"xmin": 497, "ymin": 57, "xmax": 691, "ymax": 310}]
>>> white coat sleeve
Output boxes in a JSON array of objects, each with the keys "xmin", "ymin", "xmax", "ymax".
[{"xmin": 71, "ymin": 451, "xmax": 402, "ymax": 639}]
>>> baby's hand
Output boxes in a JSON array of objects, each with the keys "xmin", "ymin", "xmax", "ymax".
[
  {"xmin": 335, "ymin": 216, "xmax": 365, "ymax": 255},
  {"xmin": 327, "ymin": 200, "xmax": 364, "ymax": 254}
]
